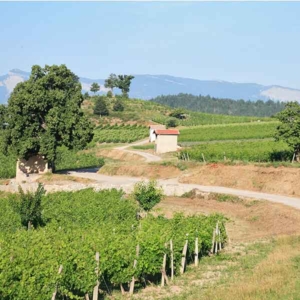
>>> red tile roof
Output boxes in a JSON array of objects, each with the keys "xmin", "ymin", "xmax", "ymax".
[{"xmin": 155, "ymin": 129, "xmax": 180, "ymax": 135}]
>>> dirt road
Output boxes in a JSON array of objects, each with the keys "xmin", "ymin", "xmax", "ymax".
[
  {"xmin": 115, "ymin": 139, "xmax": 162, "ymax": 162},
  {"xmin": 62, "ymin": 171, "xmax": 300, "ymax": 210}
]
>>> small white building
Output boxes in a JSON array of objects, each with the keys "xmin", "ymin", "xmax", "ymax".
[
  {"xmin": 149, "ymin": 124, "xmax": 166, "ymax": 142},
  {"xmin": 154, "ymin": 129, "xmax": 180, "ymax": 154}
]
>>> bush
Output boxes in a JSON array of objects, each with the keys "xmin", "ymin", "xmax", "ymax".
[
  {"xmin": 113, "ymin": 99, "xmax": 124, "ymax": 112},
  {"xmin": 15, "ymin": 183, "xmax": 45, "ymax": 229},
  {"xmin": 133, "ymin": 180, "xmax": 164, "ymax": 211},
  {"xmin": 94, "ymin": 96, "xmax": 109, "ymax": 116},
  {"xmin": 166, "ymin": 117, "xmax": 178, "ymax": 128}
]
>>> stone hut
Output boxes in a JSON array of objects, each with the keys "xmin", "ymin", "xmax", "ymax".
[{"xmin": 154, "ymin": 129, "xmax": 180, "ymax": 154}]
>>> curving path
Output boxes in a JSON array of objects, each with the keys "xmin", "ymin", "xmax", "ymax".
[{"xmin": 115, "ymin": 139, "xmax": 162, "ymax": 162}]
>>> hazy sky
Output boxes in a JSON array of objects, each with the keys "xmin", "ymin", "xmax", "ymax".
[{"xmin": 1, "ymin": 2, "xmax": 300, "ymax": 88}]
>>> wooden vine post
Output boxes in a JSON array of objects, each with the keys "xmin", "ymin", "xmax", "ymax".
[
  {"xmin": 180, "ymin": 237, "xmax": 188, "ymax": 275},
  {"xmin": 214, "ymin": 222, "xmax": 219, "ymax": 254},
  {"xmin": 195, "ymin": 237, "xmax": 199, "ymax": 267},
  {"xmin": 161, "ymin": 243, "xmax": 169, "ymax": 287},
  {"xmin": 93, "ymin": 252, "xmax": 100, "ymax": 300},
  {"xmin": 51, "ymin": 265, "xmax": 63, "ymax": 300},
  {"xmin": 170, "ymin": 239, "xmax": 174, "ymax": 281},
  {"xmin": 210, "ymin": 228, "xmax": 216, "ymax": 254},
  {"xmin": 129, "ymin": 244, "xmax": 140, "ymax": 295},
  {"xmin": 218, "ymin": 224, "xmax": 222, "ymax": 251}
]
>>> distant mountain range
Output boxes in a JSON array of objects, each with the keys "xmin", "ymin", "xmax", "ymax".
[{"xmin": 1, "ymin": 69, "xmax": 300, "ymax": 104}]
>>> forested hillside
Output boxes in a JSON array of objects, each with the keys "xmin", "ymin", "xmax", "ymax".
[{"xmin": 151, "ymin": 93, "xmax": 285, "ymax": 117}]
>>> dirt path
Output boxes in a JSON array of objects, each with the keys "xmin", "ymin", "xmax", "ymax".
[
  {"xmin": 59, "ymin": 171, "xmax": 300, "ymax": 210},
  {"xmin": 115, "ymin": 139, "xmax": 162, "ymax": 162}
]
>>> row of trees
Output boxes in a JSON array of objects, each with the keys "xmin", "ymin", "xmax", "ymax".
[
  {"xmin": 90, "ymin": 74, "xmax": 134, "ymax": 98},
  {"xmin": 151, "ymin": 93, "xmax": 286, "ymax": 117}
]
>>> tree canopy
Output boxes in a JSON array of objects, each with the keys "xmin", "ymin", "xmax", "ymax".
[
  {"xmin": 116, "ymin": 75, "xmax": 134, "ymax": 98},
  {"xmin": 104, "ymin": 74, "xmax": 118, "ymax": 95},
  {"xmin": 104, "ymin": 74, "xmax": 134, "ymax": 98},
  {"xmin": 275, "ymin": 101, "xmax": 300, "ymax": 161},
  {"xmin": 90, "ymin": 82, "xmax": 100, "ymax": 94},
  {"xmin": 3, "ymin": 64, "xmax": 94, "ymax": 162}
]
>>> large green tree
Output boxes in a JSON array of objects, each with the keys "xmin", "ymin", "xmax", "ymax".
[
  {"xmin": 116, "ymin": 75, "xmax": 134, "ymax": 98},
  {"xmin": 104, "ymin": 73, "xmax": 118, "ymax": 96},
  {"xmin": 4, "ymin": 64, "xmax": 94, "ymax": 166},
  {"xmin": 90, "ymin": 82, "xmax": 100, "ymax": 94},
  {"xmin": 275, "ymin": 101, "xmax": 300, "ymax": 161}
]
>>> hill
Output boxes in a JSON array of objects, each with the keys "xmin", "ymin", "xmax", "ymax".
[
  {"xmin": 151, "ymin": 93, "xmax": 286, "ymax": 117},
  {"xmin": 1, "ymin": 69, "xmax": 300, "ymax": 103},
  {"xmin": 83, "ymin": 97, "xmax": 273, "ymax": 127}
]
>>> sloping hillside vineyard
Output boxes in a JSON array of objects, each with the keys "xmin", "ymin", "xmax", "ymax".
[
  {"xmin": 179, "ymin": 122, "xmax": 278, "ymax": 143},
  {"xmin": 93, "ymin": 124, "xmax": 148, "ymax": 143},
  {"xmin": 0, "ymin": 189, "xmax": 226, "ymax": 299}
]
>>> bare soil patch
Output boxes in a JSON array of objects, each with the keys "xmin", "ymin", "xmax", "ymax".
[
  {"xmin": 99, "ymin": 163, "xmax": 181, "ymax": 179},
  {"xmin": 180, "ymin": 164, "xmax": 300, "ymax": 198}
]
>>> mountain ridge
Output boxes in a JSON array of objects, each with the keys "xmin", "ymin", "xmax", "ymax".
[{"xmin": 1, "ymin": 69, "xmax": 300, "ymax": 104}]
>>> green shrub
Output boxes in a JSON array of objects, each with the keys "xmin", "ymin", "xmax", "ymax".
[
  {"xmin": 113, "ymin": 99, "xmax": 125, "ymax": 112},
  {"xmin": 15, "ymin": 183, "xmax": 45, "ymax": 229},
  {"xmin": 133, "ymin": 180, "xmax": 164, "ymax": 211},
  {"xmin": 166, "ymin": 117, "xmax": 178, "ymax": 128},
  {"xmin": 94, "ymin": 96, "xmax": 109, "ymax": 116}
]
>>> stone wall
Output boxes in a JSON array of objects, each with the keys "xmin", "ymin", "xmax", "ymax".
[{"xmin": 16, "ymin": 155, "xmax": 51, "ymax": 182}]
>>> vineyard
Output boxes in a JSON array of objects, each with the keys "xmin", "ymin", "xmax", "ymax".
[
  {"xmin": 0, "ymin": 188, "xmax": 226, "ymax": 299},
  {"xmin": 179, "ymin": 140, "xmax": 293, "ymax": 163},
  {"xmin": 93, "ymin": 124, "xmax": 148, "ymax": 143},
  {"xmin": 179, "ymin": 122, "xmax": 278, "ymax": 143}
]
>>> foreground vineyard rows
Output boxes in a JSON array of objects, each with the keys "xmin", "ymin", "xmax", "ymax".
[{"xmin": 0, "ymin": 189, "xmax": 226, "ymax": 299}]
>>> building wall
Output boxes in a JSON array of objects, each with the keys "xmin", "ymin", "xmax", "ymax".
[
  {"xmin": 149, "ymin": 129, "xmax": 156, "ymax": 142},
  {"xmin": 155, "ymin": 135, "xmax": 178, "ymax": 154}
]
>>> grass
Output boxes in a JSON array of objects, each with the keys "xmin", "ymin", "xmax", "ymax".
[
  {"xmin": 132, "ymin": 144, "xmax": 155, "ymax": 150},
  {"xmin": 133, "ymin": 236, "xmax": 300, "ymax": 300}
]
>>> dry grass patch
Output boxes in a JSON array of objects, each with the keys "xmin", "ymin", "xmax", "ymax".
[
  {"xmin": 180, "ymin": 164, "xmax": 300, "ymax": 197},
  {"xmin": 36, "ymin": 173, "xmax": 96, "ymax": 185}
]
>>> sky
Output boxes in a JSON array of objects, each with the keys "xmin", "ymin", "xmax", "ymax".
[{"xmin": 1, "ymin": 2, "xmax": 300, "ymax": 89}]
